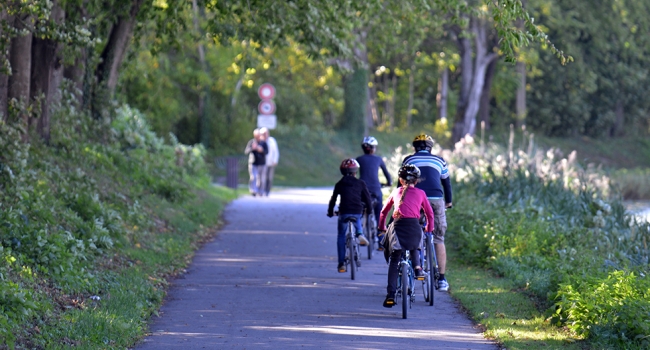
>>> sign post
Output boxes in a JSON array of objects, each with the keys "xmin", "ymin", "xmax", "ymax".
[{"xmin": 257, "ymin": 83, "xmax": 277, "ymax": 129}]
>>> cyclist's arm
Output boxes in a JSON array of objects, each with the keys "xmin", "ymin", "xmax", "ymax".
[
  {"xmin": 378, "ymin": 193, "xmax": 395, "ymax": 230},
  {"xmin": 327, "ymin": 184, "xmax": 340, "ymax": 216},
  {"xmin": 380, "ymin": 159, "xmax": 392, "ymax": 186},
  {"xmin": 441, "ymin": 176, "xmax": 452, "ymax": 205},
  {"xmin": 422, "ymin": 194, "xmax": 435, "ymax": 233}
]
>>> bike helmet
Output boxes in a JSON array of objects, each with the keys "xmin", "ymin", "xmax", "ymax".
[
  {"xmin": 398, "ymin": 164, "xmax": 421, "ymax": 183},
  {"xmin": 340, "ymin": 158, "xmax": 360, "ymax": 175},
  {"xmin": 361, "ymin": 136, "xmax": 378, "ymax": 153},
  {"xmin": 412, "ymin": 134, "xmax": 434, "ymax": 152}
]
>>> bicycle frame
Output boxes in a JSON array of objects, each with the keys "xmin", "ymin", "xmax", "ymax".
[
  {"xmin": 396, "ymin": 250, "xmax": 415, "ymax": 318},
  {"xmin": 344, "ymin": 220, "xmax": 360, "ymax": 280}
]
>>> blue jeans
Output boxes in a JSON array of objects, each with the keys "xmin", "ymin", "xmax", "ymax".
[
  {"xmin": 369, "ymin": 189, "xmax": 382, "ymax": 224},
  {"xmin": 337, "ymin": 214, "xmax": 363, "ymax": 264}
]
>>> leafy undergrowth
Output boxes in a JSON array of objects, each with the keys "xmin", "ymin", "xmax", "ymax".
[
  {"xmin": 440, "ymin": 132, "xmax": 650, "ymax": 348},
  {"xmin": 0, "ymin": 105, "xmax": 239, "ymax": 348}
]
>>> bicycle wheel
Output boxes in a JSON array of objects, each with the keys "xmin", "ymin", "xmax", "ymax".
[
  {"xmin": 422, "ymin": 252, "xmax": 431, "ymax": 303},
  {"xmin": 426, "ymin": 237, "xmax": 435, "ymax": 306},
  {"xmin": 401, "ymin": 262, "xmax": 409, "ymax": 319},
  {"xmin": 348, "ymin": 224, "xmax": 356, "ymax": 280},
  {"xmin": 366, "ymin": 215, "xmax": 375, "ymax": 260}
]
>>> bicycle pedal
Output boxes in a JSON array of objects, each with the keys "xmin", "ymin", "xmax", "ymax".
[{"xmin": 416, "ymin": 276, "xmax": 425, "ymax": 281}]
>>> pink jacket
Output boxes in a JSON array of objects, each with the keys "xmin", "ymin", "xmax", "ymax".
[{"xmin": 379, "ymin": 186, "xmax": 434, "ymax": 232}]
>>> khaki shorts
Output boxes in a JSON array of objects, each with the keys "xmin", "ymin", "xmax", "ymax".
[{"xmin": 428, "ymin": 199, "xmax": 447, "ymax": 244}]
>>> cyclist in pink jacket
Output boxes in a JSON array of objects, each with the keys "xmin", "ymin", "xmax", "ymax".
[{"xmin": 378, "ymin": 164, "xmax": 434, "ymax": 308}]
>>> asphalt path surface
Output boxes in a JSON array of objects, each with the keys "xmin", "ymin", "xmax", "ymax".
[{"xmin": 136, "ymin": 188, "xmax": 498, "ymax": 349}]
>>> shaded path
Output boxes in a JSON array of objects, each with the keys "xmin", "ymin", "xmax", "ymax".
[{"xmin": 136, "ymin": 188, "xmax": 497, "ymax": 349}]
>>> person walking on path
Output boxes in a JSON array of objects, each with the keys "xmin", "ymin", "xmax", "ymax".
[
  {"xmin": 260, "ymin": 127, "xmax": 279, "ymax": 196},
  {"xmin": 402, "ymin": 134, "xmax": 453, "ymax": 291},
  {"xmin": 244, "ymin": 128, "xmax": 268, "ymax": 196},
  {"xmin": 356, "ymin": 136, "xmax": 392, "ymax": 226}
]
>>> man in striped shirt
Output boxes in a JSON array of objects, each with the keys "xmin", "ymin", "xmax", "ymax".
[{"xmin": 402, "ymin": 134, "xmax": 453, "ymax": 291}]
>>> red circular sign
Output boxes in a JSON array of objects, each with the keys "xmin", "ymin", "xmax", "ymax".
[
  {"xmin": 258, "ymin": 83, "xmax": 276, "ymax": 100},
  {"xmin": 258, "ymin": 100, "xmax": 276, "ymax": 115}
]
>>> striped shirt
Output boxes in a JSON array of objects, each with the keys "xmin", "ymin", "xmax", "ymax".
[{"xmin": 402, "ymin": 151, "xmax": 452, "ymax": 203}]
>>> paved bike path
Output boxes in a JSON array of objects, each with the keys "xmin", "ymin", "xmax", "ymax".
[{"xmin": 136, "ymin": 188, "xmax": 497, "ymax": 349}]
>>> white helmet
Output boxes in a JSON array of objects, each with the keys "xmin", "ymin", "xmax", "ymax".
[{"xmin": 362, "ymin": 136, "xmax": 378, "ymax": 147}]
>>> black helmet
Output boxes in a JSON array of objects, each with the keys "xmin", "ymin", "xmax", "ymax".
[
  {"xmin": 340, "ymin": 158, "xmax": 360, "ymax": 175},
  {"xmin": 412, "ymin": 134, "xmax": 434, "ymax": 152},
  {"xmin": 398, "ymin": 164, "xmax": 420, "ymax": 183}
]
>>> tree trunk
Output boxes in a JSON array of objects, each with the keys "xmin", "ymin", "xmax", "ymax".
[
  {"xmin": 0, "ymin": 10, "xmax": 13, "ymax": 120},
  {"xmin": 452, "ymin": 25, "xmax": 473, "ymax": 142},
  {"xmin": 478, "ymin": 58, "xmax": 498, "ymax": 130},
  {"xmin": 8, "ymin": 14, "xmax": 32, "ymax": 141},
  {"xmin": 436, "ymin": 67, "xmax": 448, "ymax": 121},
  {"xmin": 63, "ymin": 5, "xmax": 87, "ymax": 107},
  {"xmin": 192, "ymin": 0, "xmax": 209, "ymax": 147},
  {"xmin": 610, "ymin": 100, "xmax": 624, "ymax": 137},
  {"xmin": 515, "ymin": 61, "xmax": 526, "ymax": 127},
  {"xmin": 406, "ymin": 63, "xmax": 415, "ymax": 127},
  {"xmin": 30, "ymin": 3, "xmax": 65, "ymax": 143},
  {"xmin": 95, "ymin": 0, "xmax": 145, "ymax": 98},
  {"xmin": 63, "ymin": 49, "xmax": 86, "ymax": 102},
  {"xmin": 342, "ymin": 67, "xmax": 368, "ymax": 136},
  {"xmin": 341, "ymin": 30, "xmax": 369, "ymax": 138},
  {"xmin": 382, "ymin": 72, "xmax": 389, "ymax": 126},
  {"xmin": 461, "ymin": 18, "xmax": 498, "ymax": 137},
  {"xmin": 365, "ymin": 83, "xmax": 373, "ymax": 135},
  {"xmin": 369, "ymin": 83, "xmax": 378, "ymax": 126},
  {"xmin": 389, "ymin": 73, "xmax": 397, "ymax": 130}
]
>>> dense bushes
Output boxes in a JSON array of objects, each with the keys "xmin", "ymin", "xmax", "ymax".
[
  {"xmin": 387, "ymin": 132, "xmax": 650, "ymax": 347},
  {"xmin": 0, "ymin": 103, "xmax": 233, "ymax": 347}
]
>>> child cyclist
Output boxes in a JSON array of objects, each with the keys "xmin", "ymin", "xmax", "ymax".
[
  {"xmin": 356, "ymin": 136, "xmax": 392, "ymax": 226},
  {"xmin": 378, "ymin": 164, "xmax": 434, "ymax": 308},
  {"xmin": 327, "ymin": 158, "xmax": 372, "ymax": 273}
]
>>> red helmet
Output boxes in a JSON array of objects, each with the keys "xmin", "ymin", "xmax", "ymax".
[{"xmin": 340, "ymin": 158, "xmax": 360, "ymax": 175}]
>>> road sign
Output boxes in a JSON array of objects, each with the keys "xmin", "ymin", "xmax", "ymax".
[
  {"xmin": 258, "ymin": 83, "xmax": 276, "ymax": 100},
  {"xmin": 258, "ymin": 100, "xmax": 276, "ymax": 115},
  {"xmin": 257, "ymin": 114, "xmax": 277, "ymax": 129}
]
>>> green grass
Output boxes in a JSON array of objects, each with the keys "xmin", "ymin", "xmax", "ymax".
[
  {"xmin": 449, "ymin": 252, "xmax": 586, "ymax": 350},
  {"xmin": 20, "ymin": 183, "xmax": 242, "ymax": 349}
]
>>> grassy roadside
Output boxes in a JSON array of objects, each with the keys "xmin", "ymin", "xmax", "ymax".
[
  {"xmin": 0, "ymin": 108, "xmax": 243, "ymax": 349},
  {"xmin": 448, "ymin": 252, "xmax": 585, "ymax": 350},
  {"xmin": 33, "ymin": 184, "xmax": 242, "ymax": 349}
]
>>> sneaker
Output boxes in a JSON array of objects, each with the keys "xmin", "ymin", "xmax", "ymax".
[
  {"xmin": 356, "ymin": 233, "xmax": 369, "ymax": 246},
  {"xmin": 438, "ymin": 279, "xmax": 449, "ymax": 291},
  {"xmin": 376, "ymin": 233, "xmax": 385, "ymax": 251},
  {"xmin": 414, "ymin": 267, "xmax": 425, "ymax": 280},
  {"xmin": 383, "ymin": 293, "xmax": 396, "ymax": 308},
  {"xmin": 337, "ymin": 263, "xmax": 346, "ymax": 273}
]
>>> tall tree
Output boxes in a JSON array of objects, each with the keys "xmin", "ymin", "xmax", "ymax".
[
  {"xmin": 8, "ymin": 11, "xmax": 32, "ymax": 140},
  {"xmin": 30, "ymin": 2, "xmax": 65, "ymax": 142},
  {"xmin": 95, "ymin": 0, "xmax": 146, "ymax": 99}
]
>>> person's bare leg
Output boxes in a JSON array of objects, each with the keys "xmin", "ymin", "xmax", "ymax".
[{"xmin": 436, "ymin": 243, "xmax": 446, "ymax": 274}]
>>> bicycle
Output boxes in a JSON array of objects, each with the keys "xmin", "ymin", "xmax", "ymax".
[
  {"xmin": 421, "ymin": 229, "xmax": 439, "ymax": 306},
  {"xmin": 420, "ymin": 206, "xmax": 450, "ymax": 305},
  {"xmin": 395, "ymin": 249, "xmax": 416, "ymax": 319},
  {"xmin": 337, "ymin": 211, "xmax": 361, "ymax": 280},
  {"xmin": 361, "ymin": 196, "xmax": 378, "ymax": 260},
  {"xmin": 363, "ymin": 184, "xmax": 390, "ymax": 259}
]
